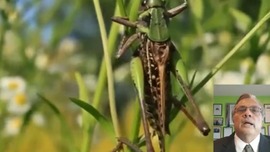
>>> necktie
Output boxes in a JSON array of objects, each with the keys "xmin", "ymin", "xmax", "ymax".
[{"xmin": 243, "ymin": 144, "xmax": 254, "ymax": 152}]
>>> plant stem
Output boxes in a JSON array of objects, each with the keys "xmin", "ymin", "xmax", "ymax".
[
  {"xmin": 93, "ymin": 0, "xmax": 121, "ymax": 139},
  {"xmin": 90, "ymin": 1, "xmax": 123, "ymax": 151},
  {"xmin": 75, "ymin": 72, "xmax": 92, "ymax": 152}
]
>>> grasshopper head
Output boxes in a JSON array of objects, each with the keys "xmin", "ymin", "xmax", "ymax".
[{"xmin": 142, "ymin": 0, "xmax": 165, "ymax": 8}]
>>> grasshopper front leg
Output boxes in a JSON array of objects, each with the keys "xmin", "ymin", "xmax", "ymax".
[
  {"xmin": 166, "ymin": 0, "xmax": 188, "ymax": 18},
  {"xmin": 112, "ymin": 16, "xmax": 137, "ymax": 28},
  {"xmin": 116, "ymin": 33, "xmax": 139, "ymax": 58},
  {"xmin": 112, "ymin": 17, "xmax": 149, "ymax": 59},
  {"xmin": 112, "ymin": 17, "xmax": 139, "ymax": 58}
]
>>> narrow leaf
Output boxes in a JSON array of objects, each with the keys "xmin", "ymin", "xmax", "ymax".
[
  {"xmin": 75, "ymin": 72, "xmax": 92, "ymax": 152},
  {"xmin": 37, "ymin": 94, "xmax": 78, "ymax": 152},
  {"xmin": 37, "ymin": 93, "xmax": 60, "ymax": 115},
  {"xmin": 69, "ymin": 98, "xmax": 114, "ymax": 134},
  {"xmin": 21, "ymin": 101, "xmax": 40, "ymax": 132},
  {"xmin": 189, "ymin": 70, "xmax": 197, "ymax": 88},
  {"xmin": 75, "ymin": 72, "xmax": 89, "ymax": 101}
]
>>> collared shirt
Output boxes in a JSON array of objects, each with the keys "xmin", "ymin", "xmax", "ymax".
[{"xmin": 234, "ymin": 133, "xmax": 260, "ymax": 152}]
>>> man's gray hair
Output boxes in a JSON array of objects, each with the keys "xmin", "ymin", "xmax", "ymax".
[{"xmin": 233, "ymin": 93, "xmax": 264, "ymax": 116}]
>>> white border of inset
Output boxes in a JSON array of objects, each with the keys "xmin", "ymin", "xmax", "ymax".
[{"xmin": 214, "ymin": 85, "xmax": 270, "ymax": 96}]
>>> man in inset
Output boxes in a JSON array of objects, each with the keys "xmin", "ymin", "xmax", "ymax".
[{"xmin": 214, "ymin": 93, "xmax": 270, "ymax": 152}]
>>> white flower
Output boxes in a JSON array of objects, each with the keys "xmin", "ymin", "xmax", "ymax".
[
  {"xmin": 255, "ymin": 54, "xmax": 270, "ymax": 79},
  {"xmin": 7, "ymin": 92, "xmax": 31, "ymax": 115},
  {"xmin": 32, "ymin": 113, "xmax": 45, "ymax": 126},
  {"xmin": 3, "ymin": 30, "xmax": 21, "ymax": 61},
  {"xmin": 58, "ymin": 37, "xmax": 79, "ymax": 54},
  {"xmin": 3, "ymin": 116, "xmax": 22, "ymax": 136},
  {"xmin": 76, "ymin": 114, "xmax": 82, "ymax": 127},
  {"xmin": 114, "ymin": 64, "xmax": 130, "ymax": 82},
  {"xmin": 84, "ymin": 74, "xmax": 97, "ymax": 92},
  {"xmin": 204, "ymin": 32, "xmax": 215, "ymax": 44},
  {"xmin": 0, "ymin": 76, "xmax": 26, "ymax": 101},
  {"xmin": 35, "ymin": 52, "xmax": 49, "ymax": 70},
  {"xmin": 25, "ymin": 46, "xmax": 36, "ymax": 59}
]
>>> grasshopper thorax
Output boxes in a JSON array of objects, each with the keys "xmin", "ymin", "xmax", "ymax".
[{"xmin": 142, "ymin": 0, "xmax": 165, "ymax": 8}]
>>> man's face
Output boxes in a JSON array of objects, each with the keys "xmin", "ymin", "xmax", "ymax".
[{"xmin": 232, "ymin": 98, "xmax": 263, "ymax": 138}]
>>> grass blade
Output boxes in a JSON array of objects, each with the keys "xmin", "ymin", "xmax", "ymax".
[
  {"xmin": 69, "ymin": 98, "xmax": 114, "ymax": 135},
  {"xmin": 37, "ymin": 94, "xmax": 78, "ymax": 152}
]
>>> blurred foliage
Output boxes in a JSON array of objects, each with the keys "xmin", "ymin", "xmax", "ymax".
[{"xmin": 0, "ymin": 0, "xmax": 270, "ymax": 152}]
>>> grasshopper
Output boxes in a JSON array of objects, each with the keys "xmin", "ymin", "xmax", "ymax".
[{"xmin": 112, "ymin": 0, "xmax": 210, "ymax": 151}]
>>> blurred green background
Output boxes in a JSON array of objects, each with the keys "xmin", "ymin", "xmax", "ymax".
[{"xmin": 0, "ymin": 0, "xmax": 270, "ymax": 152}]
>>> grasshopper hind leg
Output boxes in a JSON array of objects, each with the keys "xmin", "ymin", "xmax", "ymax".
[{"xmin": 172, "ymin": 68, "xmax": 211, "ymax": 136}]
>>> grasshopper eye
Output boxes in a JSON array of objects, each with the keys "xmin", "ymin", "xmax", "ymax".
[{"xmin": 141, "ymin": 0, "xmax": 147, "ymax": 6}]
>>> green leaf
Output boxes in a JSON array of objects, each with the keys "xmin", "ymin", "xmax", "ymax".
[
  {"xmin": 21, "ymin": 101, "xmax": 40, "ymax": 132},
  {"xmin": 37, "ymin": 94, "xmax": 78, "ymax": 152},
  {"xmin": 127, "ymin": 0, "xmax": 141, "ymax": 21},
  {"xmin": 74, "ymin": 72, "xmax": 92, "ymax": 152},
  {"xmin": 190, "ymin": 0, "xmax": 204, "ymax": 20},
  {"xmin": 189, "ymin": 70, "xmax": 197, "ymax": 88},
  {"xmin": 229, "ymin": 8, "xmax": 252, "ymax": 32},
  {"xmin": 37, "ymin": 93, "xmax": 60, "ymax": 115},
  {"xmin": 69, "ymin": 98, "xmax": 114, "ymax": 134},
  {"xmin": 75, "ymin": 72, "xmax": 89, "ymax": 101},
  {"xmin": 259, "ymin": 0, "xmax": 270, "ymax": 19}
]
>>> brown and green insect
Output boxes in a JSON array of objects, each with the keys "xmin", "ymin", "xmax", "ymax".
[{"xmin": 112, "ymin": 0, "xmax": 210, "ymax": 151}]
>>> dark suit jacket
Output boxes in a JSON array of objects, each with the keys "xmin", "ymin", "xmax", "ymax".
[{"xmin": 214, "ymin": 133, "xmax": 270, "ymax": 152}]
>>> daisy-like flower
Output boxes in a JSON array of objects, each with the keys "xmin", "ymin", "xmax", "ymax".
[
  {"xmin": 0, "ymin": 76, "xmax": 26, "ymax": 101},
  {"xmin": 3, "ymin": 116, "xmax": 22, "ymax": 136},
  {"xmin": 32, "ymin": 113, "xmax": 45, "ymax": 126},
  {"xmin": 35, "ymin": 52, "xmax": 49, "ymax": 70},
  {"xmin": 76, "ymin": 114, "xmax": 82, "ymax": 127},
  {"xmin": 58, "ymin": 37, "xmax": 79, "ymax": 54},
  {"xmin": 7, "ymin": 92, "xmax": 31, "ymax": 115},
  {"xmin": 255, "ymin": 54, "xmax": 270, "ymax": 80}
]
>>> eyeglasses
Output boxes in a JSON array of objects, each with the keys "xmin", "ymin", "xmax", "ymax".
[{"xmin": 234, "ymin": 106, "xmax": 262, "ymax": 115}]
